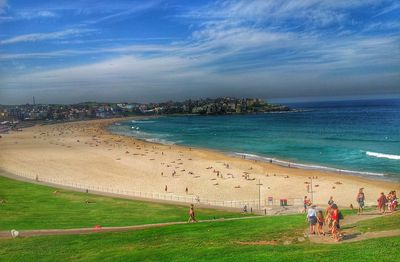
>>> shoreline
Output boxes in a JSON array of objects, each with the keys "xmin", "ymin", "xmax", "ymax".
[
  {"xmin": 109, "ymin": 118, "xmax": 398, "ymax": 183},
  {"xmin": 0, "ymin": 118, "xmax": 398, "ymax": 209}
]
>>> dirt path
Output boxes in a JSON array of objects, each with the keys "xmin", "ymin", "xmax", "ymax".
[
  {"xmin": 0, "ymin": 215, "xmax": 263, "ymax": 240},
  {"xmin": 308, "ymin": 210, "xmax": 399, "ymax": 244}
]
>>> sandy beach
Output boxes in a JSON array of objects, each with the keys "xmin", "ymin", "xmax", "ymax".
[{"xmin": 0, "ymin": 118, "xmax": 398, "ymax": 209}]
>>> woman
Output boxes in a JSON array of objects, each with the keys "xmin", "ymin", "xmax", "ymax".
[
  {"xmin": 377, "ymin": 192, "xmax": 387, "ymax": 214},
  {"xmin": 356, "ymin": 188, "xmax": 365, "ymax": 214},
  {"xmin": 330, "ymin": 204, "xmax": 341, "ymax": 242}
]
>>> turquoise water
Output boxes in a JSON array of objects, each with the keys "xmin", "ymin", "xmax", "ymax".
[{"xmin": 109, "ymin": 99, "xmax": 400, "ymax": 181}]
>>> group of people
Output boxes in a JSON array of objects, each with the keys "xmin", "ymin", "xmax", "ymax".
[
  {"xmin": 307, "ymin": 198, "xmax": 343, "ymax": 242},
  {"xmin": 377, "ymin": 190, "xmax": 398, "ymax": 213},
  {"xmin": 357, "ymin": 188, "xmax": 398, "ymax": 214},
  {"xmin": 306, "ymin": 188, "xmax": 398, "ymax": 242}
]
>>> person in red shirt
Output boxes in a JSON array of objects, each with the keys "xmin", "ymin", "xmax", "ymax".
[
  {"xmin": 377, "ymin": 192, "xmax": 388, "ymax": 214},
  {"xmin": 330, "ymin": 204, "xmax": 341, "ymax": 242}
]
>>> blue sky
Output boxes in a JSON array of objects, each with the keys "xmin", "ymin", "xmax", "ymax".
[{"xmin": 0, "ymin": 0, "xmax": 399, "ymax": 104}]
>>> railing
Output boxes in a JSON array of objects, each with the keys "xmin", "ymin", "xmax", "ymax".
[{"xmin": 4, "ymin": 168, "xmax": 302, "ymax": 210}]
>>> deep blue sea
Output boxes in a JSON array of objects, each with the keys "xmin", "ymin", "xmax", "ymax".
[{"xmin": 109, "ymin": 99, "xmax": 400, "ymax": 181}]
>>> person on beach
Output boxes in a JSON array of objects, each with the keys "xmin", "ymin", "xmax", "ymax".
[
  {"xmin": 330, "ymin": 204, "xmax": 341, "ymax": 242},
  {"xmin": 377, "ymin": 192, "xmax": 387, "ymax": 214},
  {"xmin": 307, "ymin": 205, "xmax": 317, "ymax": 234},
  {"xmin": 356, "ymin": 188, "xmax": 365, "ymax": 214},
  {"xmin": 316, "ymin": 210, "xmax": 325, "ymax": 236},
  {"xmin": 188, "ymin": 204, "xmax": 197, "ymax": 223}
]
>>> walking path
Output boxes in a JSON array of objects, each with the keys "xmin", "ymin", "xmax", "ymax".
[
  {"xmin": 308, "ymin": 210, "xmax": 400, "ymax": 244},
  {"xmin": 0, "ymin": 215, "xmax": 264, "ymax": 240}
]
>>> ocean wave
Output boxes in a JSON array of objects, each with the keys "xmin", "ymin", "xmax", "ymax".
[
  {"xmin": 366, "ymin": 151, "xmax": 400, "ymax": 160},
  {"xmin": 233, "ymin": 152, "xmax": 385, "ymax": 177},
  {"xmin": 131, "ymin": 120, "xmax": 155, "ymax": 124},
  {"xmin": 144, "ymin": 138, "xmax": 176, "ymax": 145}
]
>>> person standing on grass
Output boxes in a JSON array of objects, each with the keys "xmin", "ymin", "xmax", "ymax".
[
  {"xmin": 331, "ymin": 204, "xmax": 341, "ymax": 242},
  {"xmin": 377, "ymin": 192, "xmax": 387, "ymax": 214},
  {"xmin": 325, "ymin": 204, "xmax": 333, "ymax": 234},
  {"xmin": 307, "ymin": 204, "xmax": 317, "ymax": 234},
  {"xmin": 188, "ymin": 204, "xmax": 197, "ymax": 223},
  {"xmin": 316, "ymin": 210, "xmax": 325, "ymax": 236},
  {"xmin": 356, "ymin": 188, "xmax": 365, "ymax": 215}
]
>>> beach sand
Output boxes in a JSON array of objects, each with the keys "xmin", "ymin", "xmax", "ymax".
[{"xmin": 0, "ymin": 118, "xmax": 398, "ymax": 209}]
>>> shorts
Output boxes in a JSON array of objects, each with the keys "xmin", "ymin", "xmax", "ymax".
[
  {"xmin": 309, "ymin": 216, "xmax": 317, "ymax": 225},
  {"xmin": 358, "ymin": 201, "xmax": 364, "ymax": 208},
  {"xmin": 318, "ymin": 222, "xmax": 323, "ymax": 226}
]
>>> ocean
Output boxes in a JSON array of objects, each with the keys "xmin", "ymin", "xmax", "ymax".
[{"xmin": 108, "ymin": 99, "xmax": 400, "ymax": 181}]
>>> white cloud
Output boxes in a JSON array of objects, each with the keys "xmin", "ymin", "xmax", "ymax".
[{"xmin": 0, "ymin": 28, "xmax": 95, "ymax": 45}]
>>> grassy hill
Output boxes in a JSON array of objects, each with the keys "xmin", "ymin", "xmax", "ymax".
[
  {"xmin": 0, "ymin": 175, "xmax": 399, "ymax": 261},
  {"xmin": 0, "ymin": 175, "xmax": 246, "ymax": 230}
]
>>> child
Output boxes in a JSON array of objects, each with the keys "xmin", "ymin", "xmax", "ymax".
[{"xmin": 316, "ymin": 210, "xmax": 325, "ymax": 236}]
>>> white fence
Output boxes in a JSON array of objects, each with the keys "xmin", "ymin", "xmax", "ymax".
[{"xmin": 5, "ymin": 169, "xmax": 302, "ymax": 210}]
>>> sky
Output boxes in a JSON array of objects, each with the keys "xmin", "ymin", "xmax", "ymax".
[{"xmin": 0, "ymin": 0, "xmax": 399, "ymax": 104}]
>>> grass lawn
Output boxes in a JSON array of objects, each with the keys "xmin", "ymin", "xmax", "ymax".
[
  {"xmin": 1, "ymin": 175, "xmax": 399, "ymax": 261},
  {"xmin": 0, "ymin": 216, "xmax": 399, "ymax": 261},
  {"xmin": 0, "ymin": 175, "xmax": 248, "ymax": 230},
  {"xmin": 343, "ymin": 211, "xmax": 400, "ymax": 233}
]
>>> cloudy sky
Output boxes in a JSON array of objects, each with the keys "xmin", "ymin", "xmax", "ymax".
[{"xmin": 0, "ymin": 0, "xmax": 399, "ymax": 104}]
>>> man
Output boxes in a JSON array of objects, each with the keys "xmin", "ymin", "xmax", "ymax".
[
  {"xmin": 328, "ymin": 196, "xmax": 334, "ymax": 206},
  {"xmin": 307, "ymin": 204, "xmax": 317, "ymax": 234},
  {"xmin": 188, "ymin": 204, "xmax": 197, "ymax": 223},
  {"xmin": 356, "ymin": 188, "xmax": 365, "ymax": 214}
]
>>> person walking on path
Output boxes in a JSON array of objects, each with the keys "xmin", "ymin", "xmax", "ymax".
[
  {"xmin": 356, "ymin": 188, "xmax": 365, "ymax": 215},
  {"xmin": 331, "ymin": 204, "xmax": 341, "ymax": 242},
  {"xmin": 307, "ymin": 205, "xmax": 317, "ymax": 235},
  {"xmin": 377, "ymin": 192, "xmax": 387, "ymax": 214},
  {"xmin": 188, "ymin": 204, "xmax": 197, "ymax": 223}
]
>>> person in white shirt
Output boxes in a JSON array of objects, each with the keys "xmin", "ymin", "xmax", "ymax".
[{"xmin": 307, "ymin": 205, "xmax": 317, "ymax": 234}]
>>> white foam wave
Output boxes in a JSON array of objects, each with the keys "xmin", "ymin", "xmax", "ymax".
[
  {"xmin": 144, "ymin": 138, "xmax": 176, "ymax": 145},
  {"xmin": 131, "ymin": 120, "xmax": 155, "ymax": 124},
  {"xmin": 233, "ymin": 152, "xmax": 385, "ymax": 177},
  {"xmin": 366, "ymin": 151, "xmax": 400, "ymax": 160}
]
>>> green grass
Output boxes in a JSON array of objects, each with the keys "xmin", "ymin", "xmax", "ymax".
[
  {"xmin": 0, "ymin": 175, "xmax": 247, "ymax": 230},
  {"xmin": 0, "ymin": 217, "xmax": 399, "ymax": 261},
  {"xmin": 343, "ymin": 212, "xmax": 400, "ymax": 233},
  {"xmin": 1, "ymin": 175, "xmax": 399, "ymax": 261}
]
